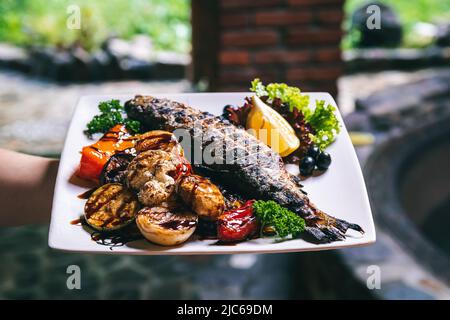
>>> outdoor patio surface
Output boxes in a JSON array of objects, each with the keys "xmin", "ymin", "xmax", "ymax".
[{"xmin": 0, "ymin": 71, "xmax": 191, "ymax": 155}]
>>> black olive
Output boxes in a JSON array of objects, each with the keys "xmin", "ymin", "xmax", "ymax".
[
  {"xmin": 316, "ymin": 152, "xmax": 332, "ymax": 170},
  {"xmin": 307, "ymin": 145, "xmax": 320, "ymax": 160},
  {"xmin": 300, "ymin": 156, "xmax": 315, "ymax": 176}
]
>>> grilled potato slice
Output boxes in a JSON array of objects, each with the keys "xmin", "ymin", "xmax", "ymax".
[
  {"xmin": 84, "ymin": 183, "xmax": 139, "ymax": 231},
  {"xmin": 136, "ymin": 205, "xmax": 197, "ymax": 246},
  {"xmin": 135, "ymin": 130, "xmax": 183, "ymax": 155},
  {"xmin": 177, "ymin": 174, "xmax": 225, "ymax": 221}
]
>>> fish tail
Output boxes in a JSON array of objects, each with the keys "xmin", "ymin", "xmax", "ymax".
[{"xmin": 299, "ymin": 206, "xmax": 364, "ymax": 243}]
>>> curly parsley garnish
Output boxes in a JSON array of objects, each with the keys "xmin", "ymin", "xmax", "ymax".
[
  {"xmin": 253, "ymin": 200, "xmax": 305, "ymax": 238},
  {"xmin": 85, "ymin": 99, "xmax": 142, "ymax": 136}
]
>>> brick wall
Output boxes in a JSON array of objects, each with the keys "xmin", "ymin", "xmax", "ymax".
[{"xmin": 192, "ymin": 0, "xmax": 344, "ymax": 97}]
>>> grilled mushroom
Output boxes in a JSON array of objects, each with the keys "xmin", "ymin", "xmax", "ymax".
[{"xmin": 126, "ymin": 149, "xmax": 181, "ymax": 206}]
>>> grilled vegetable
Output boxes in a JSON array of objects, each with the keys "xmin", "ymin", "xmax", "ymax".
[
  {"xmin": 100, "ymin": 153, "xmax": 134, "ymax": 185},
  {"xmin": 77, "ymin": 124, "xmax": 135, "ymax": 182},
  {"xmin": 135, "ymin": 130, "xmax": 183, "ymax": 155},
  {"xmin": 126, "ymin": 149, "xmax": 181, "ymax": 207},
  {"xmin": 84, "ymin": 183, "xmax": 139, "ymax": 231},
  {"xmin": 217, "ymin": 201, "xmax": 259, "ymax": 243},
  {"xmin": 177, "ymin": 174, "xmax": 225, "ymax": 220},
  {"xmin": 136, "ymin": 205, "xmax": 197, "ymax": 246}
]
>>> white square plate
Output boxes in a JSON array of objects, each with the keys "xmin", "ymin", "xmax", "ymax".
[{"xmin": 48, "ymin": 93, "xmax": 375, "ymax": 255}]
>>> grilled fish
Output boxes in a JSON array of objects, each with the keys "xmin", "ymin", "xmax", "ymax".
[{"xmin": 125, "ymin": 95, "xmax": 364, "ymax": 243}]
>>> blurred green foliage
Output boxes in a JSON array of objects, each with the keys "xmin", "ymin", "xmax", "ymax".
[
  {"xmin": 0, "ymin": 0, "xmax": 190, "ymax": 52},
  {"xmin": 2, "ymin": 0, "xmax": 449, "ymax": 52},
  {"xmin": 343, "ymin": 0, "xmax": 450, "ymax": 49}
]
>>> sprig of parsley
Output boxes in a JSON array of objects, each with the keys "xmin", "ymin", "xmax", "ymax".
[
  {"xmin": 85, "ymin": 99, "xmax": 142, "ymax": 136},
  {"xmin": 253, "ymin": 200, "xmax": 305, "ymax": 238}
]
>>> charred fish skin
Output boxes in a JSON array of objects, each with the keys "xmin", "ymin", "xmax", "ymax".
[{"xmin": 125, "ymin": 95, "xmax": 364, "ymax": 243}]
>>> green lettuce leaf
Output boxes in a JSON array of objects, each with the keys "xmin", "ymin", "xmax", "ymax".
[
  {"xmin": 306, "ymin": 100, "xmax": 341, "ymax": 150},
  {"xmin": 251, "ymin": 78, "xmax": 310, "ymax": 115}
]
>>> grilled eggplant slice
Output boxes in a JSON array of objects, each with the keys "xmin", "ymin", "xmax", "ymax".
[
  {"xmin": 136, "ymin": 205, "xmax": 197, "ymax": 246},
  {"xmin": 177, "ymin": 174, "xmax": 225, "ymax": 221},
  {"xmin": 84, "ymin": 183, "xmax": 139, "ymax": 231},
  {"xmin": 100, "ymin": 153, "xmax": 134, "ymax": 185}
]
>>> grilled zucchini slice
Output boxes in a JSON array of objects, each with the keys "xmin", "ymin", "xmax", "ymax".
[{"xmin": 84, "ymin": 183, "xmax": 139, "ymax": 231}]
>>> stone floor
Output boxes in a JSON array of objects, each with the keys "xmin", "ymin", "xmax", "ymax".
[
  {"xmin": 340, "ymin": 68, "xmax": 450, "ymax": 300},
  {"xmin": 338, "ymin": 67, "xmax": 450, "ymax": 115},
  {"xmin": 0, "ymin": 225, "xmax": 307, "ymax": 299}
]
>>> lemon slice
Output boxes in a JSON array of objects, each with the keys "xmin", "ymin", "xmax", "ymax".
[{"xmin": 246, "ymin": 95, "xmax": 300, "ymax": 157}]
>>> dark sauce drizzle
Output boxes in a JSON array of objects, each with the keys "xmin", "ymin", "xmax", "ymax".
[
  {"xmin": 70, "ymin": 216, "xmax": 143, "ymax": 250},
  {"xmin": 77, "ymin": 188, "xmax": 97, "ymax": 199},
  {"xmin": 159, "ymin": 219, "xmax": 197, "ymax": 230},
  {"xmin": 90, "ymin": 229, "xmax": 143, "ymax": 250}
]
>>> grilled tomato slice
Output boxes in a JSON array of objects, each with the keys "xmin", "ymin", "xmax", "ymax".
[{"xmin": 217, "ymin": 200, "xmax": 259, "ymax": 242}]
